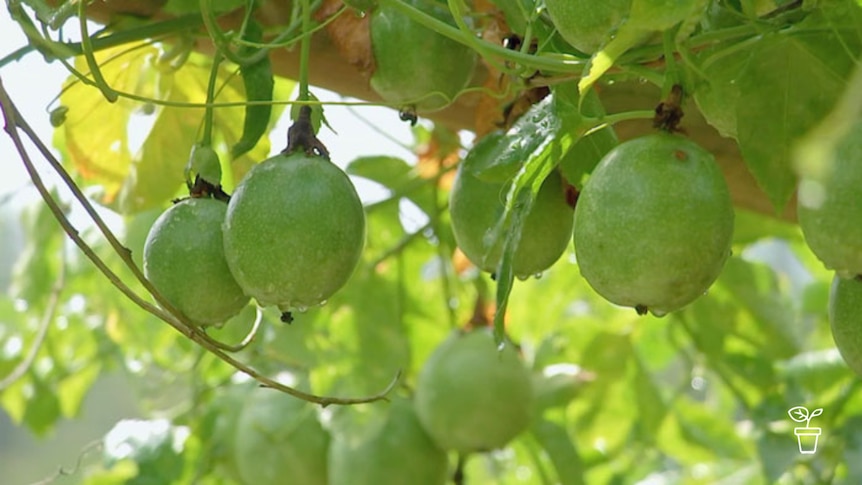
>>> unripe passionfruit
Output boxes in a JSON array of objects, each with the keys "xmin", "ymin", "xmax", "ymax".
[
  {"xmin": 329, "ymin": 397, "xmax": 448, "ymax": 485},
  {"xmin": 449, "ymin": 163, "xmax": 573, "ymax": 278},
  {"xmin": 798, "ymin": 121, "xmax": 862, "ymax": 277},
  {"xmin": 415, "ymin": 328, "xmax": 533, "ymax": 452},
  {"xmin": 370, "ymin": 0, "xmax": 476, "ymax": 110},
  {"xmin": 829, "ymin": 275, "xmax": 862, "ymax": 377},
  {"xmin": 222, "ymin": 152, "xmax": 365, "ymax": 311},
  {"xmin": 143, "ymin": 197, "xmax": 249, "ymax": 326},
  {"xmin": 573, "ymin": 133, "xmax": 734, "ymax": 316},
  {"xmin": 544, "ymin": 0, "xmax": 631, "ymax": 54},
  {"xmin": 234, "ymin": 388, "xmax": 329, "ymax": 485}
]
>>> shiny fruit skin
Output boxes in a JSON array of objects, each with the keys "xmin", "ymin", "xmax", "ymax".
[
  {"xmin": 415, "ymin": 328, "xmax": 533, "ymax": 452},
  {"xmin": 370, "ymin": 0, "xmax": 476, "ymax": 110},
  {"xmin": 573, "ymin": 133, "xmax": 734, "ymax": 315},
  {"xmin": 545, "ymin": 0, "xmax": 631, "ymax": 54},
  {"xmin": 830, "ymin": 275, "xmax": 862, "ymax": 377},
  {"xmin": 329, "ymin": 397, "xmax": 448, "ymax": 485},
  {"xmin": 222, "ymin": 152, "xmax": 365, "ymax": 310},
  {"xmin": 798, "ymin": 121, "xmax": 862, "ymax": 277},
  {"xmin": 234, "ymin": 388, "xmax": 329, "ymax": 485},
  {"xmin": 449, "ymin": 166, "xmax": 573, "ymax": 278},
  {"xmin": 143, "ymin": 197, "xmax": 249, "ymax": 326}
]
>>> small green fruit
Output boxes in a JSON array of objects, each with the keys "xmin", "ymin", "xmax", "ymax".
[
  {"xmin": 144, "ymin": 198, "xmax": 249, "ymax": 325},
  {"xmin": 544, "ymin": 0, "xmax": 631, "ymax": 54},
  {"xmin": 223, "ymin": 152, "xmax": 365, "ymax": 311},
  {"xmin": 449, "ymin": 162, "xmax": 573, "ymax": 278},
  {"xmin": 829, "ymin": 275, "xmax": 862, "ymax": 377},
  {"xmin": 329, "ymin": 398, "xmax": 448, "ymax": 485},
  {"xmin": 798, "ymin": 121, "xmax": 862, "ymax": 277},
  {"xmin": 234, "ymin": 388, "xmax": 329, "ymax": 485},
  {"xmin": 415, "ymin": 328, "xmax": 533, "ymax": 452},
  {"xmin": 370, "ymin": 0, "xmax": 476, "ymax": 110},
  {"xmin": 573, "ymin": 133, "xmax": 734, "ymax": 315}
]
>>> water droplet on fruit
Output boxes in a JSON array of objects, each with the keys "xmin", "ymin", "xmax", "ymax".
[
  {"xmin": 651, "ymin": 309, "xmax": 668, "ymax": 318},
  {"xmin": 318, "ymin": 299, "xmax": 328, "ymax": 307},
  {"xmin": 533, "ymin": 272, "xmax": 543, "ymax": 280},
  {"xmin": 296, "ymin": 305, "xmax": 308, "ymax": 313},
  {"xmin": 516, "ymin": 274, "xmax": 529, "ymax": 281}
]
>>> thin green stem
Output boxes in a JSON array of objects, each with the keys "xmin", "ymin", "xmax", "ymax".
[
  {"xmin": 298, "ymin": 0, "xmax": 313, "ymax": 101},
  {"xmin": 378, "ymin": 0, "xmax": 584, "ymax": 73},
  {"xmin": 201, "ymin": 53, "xmax": 223, "ymax": 146},
  {"xmin": 77, "ymin": 0, "xmax": 118, "ymax": 102}
]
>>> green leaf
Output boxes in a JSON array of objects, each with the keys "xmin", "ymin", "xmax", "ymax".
[
  {"xmin": 231, "ymin": 20, "xmax": 275, "ymax": 159},
  {"xmin": 841, "ymin": 416, "xmax": 862, "ymax": 482},
  {"xmin": 716, "ymin": 257, "xmax": 800, "ymax": 359},
  {"xmin": 23, "ymin": 377, "xmax": 61, "ymax": 436},
  {"xmin": 632, "ymin": 353, "xmax": 668, "ymax": 440},
  {"xmin": 345, "ymin": 155, "xmax": 437, "ymax": 216},
  {"xmin": 693, "ymin": 44, "xmax": 752, "ymax": 140},
  {"xmin": 487, "ymin": 88, "xmax": 584, "ymax": 343},
  {"xmin": 57, "ymin": 363, "xmax": 101, "ymax": 418},
  {"xmin": 735, "ymin": 6, "xmax": 862, "ymax": 211},
  {"xmin": 756, "ymin": 430, "xmax": 798, "ymax": 483},
  {"xmin": 777, "ymin": 348, "xmax": 853, "ymax": 393},
  {"xmin": 675, "ymin": 396, "xmax": 751, "ymax": 459},
  {"xmin": 559, "ymin": 89, "xmax": 618, "ymax": 187},
  {"xmin": 530, "ymin": 419, "xmax": 586, "ymax": 485},
  {"xmin": 8, "ymin": 196, "xmax": 63, "ymax": 306}
]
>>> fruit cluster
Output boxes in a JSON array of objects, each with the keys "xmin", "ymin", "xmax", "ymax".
[
  {"xmin": 200, "ymin": 326, "xmax": 533, "ymax": 485},
  {"xmin": 144, "ymin": 150, "xmax": 365, "ymax": 326},
  {"xmin": 451, "ymin": 131, "xmax": 735, "ymax": 317}
]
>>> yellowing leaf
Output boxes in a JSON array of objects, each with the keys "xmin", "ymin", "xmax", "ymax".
[{"xmin": 58, "ymin": 45, "xmax": 286, "ymax": 213}]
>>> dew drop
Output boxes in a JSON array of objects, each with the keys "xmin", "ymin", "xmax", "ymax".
[
  {"xmin": 296, "ymin": 305, "xmax": 308, "ymax": 313},
  {"xmin": 318, "ymin": 299, "xmax": 328, "ymax": 307},
  {"xmin": 651, "ymin": 309, "xmax": 668, "ymax": 318},
  {"xmin": 533, "ymin": 272, "xmax": 543, "ymax": 280},
  {"xmin": 516, "ymin": 274, "xmax": 529, "ymax": 282}
]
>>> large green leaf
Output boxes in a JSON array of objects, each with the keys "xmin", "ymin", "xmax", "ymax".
[{"xmin": 735, "ymin": 3, "xmax": 862, "ymax": 211}]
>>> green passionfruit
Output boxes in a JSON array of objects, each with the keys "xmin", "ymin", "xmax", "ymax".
[
  {"xmin": 222, "ymin": 152, "xmax": 365, "ymax": 312},
  {"xmin": 573, "ymin": 133, "xmax": 734, "ymax": 316},
  {"xmin": 415, "ymin": 328, "xmax": 533, "ymax": 452},
  {"xmin": 370, "ymin": 0, "xmax": 476, "ymax": 110},
  {"xmin": 143, "ymin": 197, "xmax": 249, "ymax": 326}
]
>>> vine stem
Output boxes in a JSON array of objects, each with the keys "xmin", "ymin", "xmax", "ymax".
[
  {"xmin": 201, "ymin": 52, "xmax": 223, "ymax": 147},
  {"xmin": 298, "ymin": 0, "xmax": 312, "ymax": 102},
  {"xmin": 77, "ymin": 0, "xmax": 118, "ymax": 102},
  {"xmin": 0, "ymin": 76, "xmax": 399, "ymax": 407}
]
